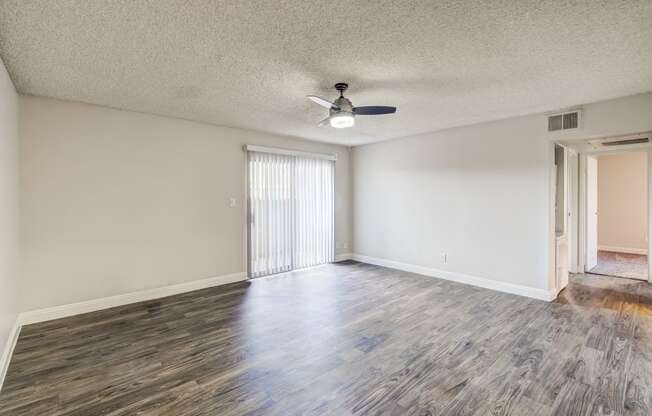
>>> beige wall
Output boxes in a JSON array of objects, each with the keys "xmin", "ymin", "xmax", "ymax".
[
  {"xmin": 0, "ymin": 58, "xmax": 18, "ymax": 367},
  {"xmin": 19, "ymin": 96, "xmax": 352, "ymax": 311},
  {"xmin": 598, "ymin": 152, "xmax": 648, "ymax": 253}
]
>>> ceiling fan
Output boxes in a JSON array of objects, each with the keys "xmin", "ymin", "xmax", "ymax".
[{"xmin": 307, "ymin": 83, "xmax": 396, "ymax": 129}]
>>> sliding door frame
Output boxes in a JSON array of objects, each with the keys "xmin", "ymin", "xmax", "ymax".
[
  {"xmin": 245, "ymin": 149, "xmax": 253, "ymax": 278},
  {"xmin": 244, "ymin": 145, "xmax": 337, "ymax": 278}
]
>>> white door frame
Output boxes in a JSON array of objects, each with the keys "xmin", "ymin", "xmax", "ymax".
[
  {"xmin": 648, "ymin": 148, "xmax": 652, "ymax": 283},
  {"xmin": 577, "ymin": 153, "xmax": 599, "ymax": 275},
  {"xmin": 567, "ymin": 148, "xmax": 580, "ymax": 273},
  {"xmin": 577, "ymin": 154, "xmax": 587, "ymax": 273},
  {"xmin": 585, "ymin": 155, "xmax": 599, "ymax": 271}
]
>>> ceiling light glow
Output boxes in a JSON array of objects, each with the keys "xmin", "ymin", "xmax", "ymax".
[{"xmin": 330, "ymin": 113, "xmax": 355, "ymax": 128}]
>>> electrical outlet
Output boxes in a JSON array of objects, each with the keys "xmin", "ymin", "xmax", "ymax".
[
  {"xmin": 343, "ymin": 242, "xmax": 349, "ymax": 249},
  {"xmin": 229, "ymin": 198, "xmax": 237, "ymax": 207},
  {"xmin": 441, "ymin": 252, "xmax": 447, "ymax": 264}
]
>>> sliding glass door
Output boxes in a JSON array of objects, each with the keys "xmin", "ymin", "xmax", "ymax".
[{"xmin": 247, "ymin": 150, "xmax": 335, "ymax": 278}]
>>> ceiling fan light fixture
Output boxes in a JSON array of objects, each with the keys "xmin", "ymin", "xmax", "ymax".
[
  {"xmin": 329, "ymin": 112, "xmax": 355, "ymax": 128},
  {"xmin": 308, "ymin": 83, "xmax": 395, "ymax": 128}
]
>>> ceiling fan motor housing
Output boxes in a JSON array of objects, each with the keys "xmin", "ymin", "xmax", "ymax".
[{"xmin": 331, "ymin": 96, "xmax": 354, "ymax": 116}]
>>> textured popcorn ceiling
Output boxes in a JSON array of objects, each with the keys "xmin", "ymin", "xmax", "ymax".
[{"xmin": 0, "ymin": 1, "xmax": 651, "ymax": 145}]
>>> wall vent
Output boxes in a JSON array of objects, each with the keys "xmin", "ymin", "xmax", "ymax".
[
  {"xmin": 601, "ymin": 137, "xmax": 649, "ymax": 147},
  {"xmin": 562, "ymin": 112, "xmax": 578, "ymax": 129},
  {"xmin": 547, "ymin": 110, "xmax": 581, "ymax": 132},
  {"xmin": 548, "ymin": 115, "xmax": 562, "ymax": 131}
]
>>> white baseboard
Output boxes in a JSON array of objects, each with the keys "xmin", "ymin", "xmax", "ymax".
[
  {"xmin": 598, "ymin": 245, "xmax": 648, "ymax": 255},
  {"xmin": 335, "ymin": 253, "xmax": 353, "ymax": 262},
  {"xmin": 0, "ymin": 320, "xmax": 21, "ymax": 393},
  {"xmin": 18, "ymin": 272, "xmax": 247, "ymax": 326},
  {"xmin": 352, "ymin": 254, "xmax": 556, "ymax": 301}
]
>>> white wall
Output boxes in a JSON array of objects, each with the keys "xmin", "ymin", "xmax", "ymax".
[
  {"xmin": 353, "ymin": 92, "xmax": 652, "ymax": 297},
  {"xmin": 19, "ymin": 97, "xmax": 352, "ymax": 311},
  {"xmin": 16, "ymin": 91, "xmax": 652, "ymax": 312},
  {"xmin": 550, "ymin": 92, "xmax": 652, "ymax": 142},
  {"xmin": 0, "ymin": 59, "xmax": 18, "ymax": 374},
  {"xmin": 353, "ymin": 115, "xmax": 552, "ymax": 292},
  {"xmin": 598, "ymin": 152, "xmax": 647, "ymax": 253}
]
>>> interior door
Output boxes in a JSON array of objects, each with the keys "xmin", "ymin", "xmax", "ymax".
[{"xmin": 586, "ymin": 156, "xmax": 599, "ymax": 270}]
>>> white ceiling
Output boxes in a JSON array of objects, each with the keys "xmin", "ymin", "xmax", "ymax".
[{"xmin": 0, "ymin": 1, "xmax": 651, "ymax": 146}]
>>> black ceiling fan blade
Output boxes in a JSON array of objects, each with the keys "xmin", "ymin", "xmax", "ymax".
[
  {"xmin": 307, "ymin": 95, "xmax": 340, "ymax": 110},
  {"xmin": 353, "ymin": 106, "xmax": 397, "ymax": 115}
]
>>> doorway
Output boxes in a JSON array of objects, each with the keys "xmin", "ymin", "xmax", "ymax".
[{"xmin": 585, "ymin": 151, "xmax": 648, "ymax": 280}]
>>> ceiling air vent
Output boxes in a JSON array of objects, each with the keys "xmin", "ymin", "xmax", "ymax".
[
  {"xmin": 602, "ymin": 137, "xmax": 649, "ymax": 147},
  {"xmin": 547, "ymin": 110, "xmax": 581, "ymax": 132},
  {"xmin": 563, "ymin": 112, "xmax": 578, "ymax": 129},
  {"xmin": 548, "ymin": 115, "xmax": 562, "ymax": 131}
]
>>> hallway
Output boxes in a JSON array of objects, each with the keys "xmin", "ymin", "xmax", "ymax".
[{"xmin": 589, "ymin": 250, "xmax": 648, "ymax": 281}]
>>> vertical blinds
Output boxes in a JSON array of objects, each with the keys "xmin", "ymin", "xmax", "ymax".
[{"xmin": 247, "ymin": 150, "xmax": 335, "ymax": 278}]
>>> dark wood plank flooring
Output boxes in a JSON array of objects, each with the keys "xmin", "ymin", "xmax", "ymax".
[{"xmin": 1, "ymin": 261, "xmax": 651, "ymax": 415}]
